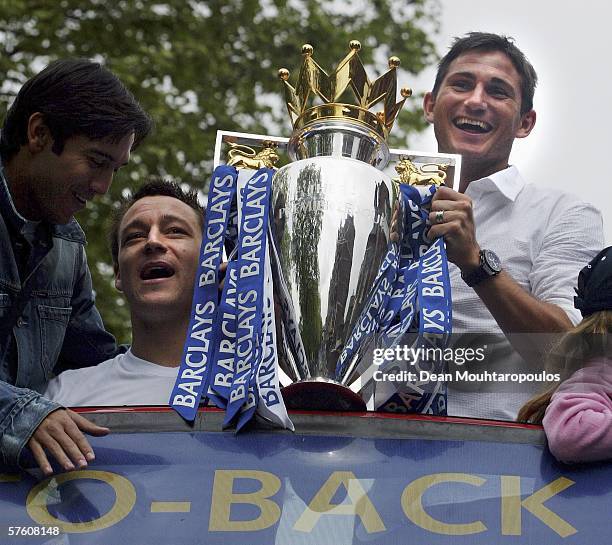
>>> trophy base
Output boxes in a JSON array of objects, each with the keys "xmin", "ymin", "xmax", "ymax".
[{"xmin": 281, "ymin": 379, "xmax": 366, "ymax": 412}]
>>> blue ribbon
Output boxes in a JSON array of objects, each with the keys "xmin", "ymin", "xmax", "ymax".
[
  {"xmin": 206, "ymin": 260, "xmax": 239, "ymax": 409},
  {"xmin": 336, "ymin": 183, "xmax": 452, "ymax": 414},
  {"xmin": 170, "ymin": 165, "xmax": 238, "ymax": 421},
  {"xmin": 224, "ymin": 169, "xmax": 274, "ymax": 429},
  {"xmin": 172, "ymin": 162, "xmax": 451, "ymax": 423}
]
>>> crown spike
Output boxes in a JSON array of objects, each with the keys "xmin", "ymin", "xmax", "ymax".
[
  {"xmin": 333, "ymin": 44, "xmax": 367, "ymax": 103},
  {"xmin": 302, "ymin": 44, "xmax": 314, "ymax": 56},
  {"xmin": 279, "ymin": 68, "xmax": 302, "ymax": 124},
  {"xmin": 279, "ymin": 40, "xmax": 411, "ymax": 140}
]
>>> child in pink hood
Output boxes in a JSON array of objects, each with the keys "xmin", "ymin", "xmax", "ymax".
[{"xmin": 519, "ymin": 246, "xmax": 612, "ymax": 463}]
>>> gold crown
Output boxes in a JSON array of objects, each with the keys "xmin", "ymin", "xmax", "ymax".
[{"xmin": 278, "ymin": 40, "xmax": 412, "ymax": 141}]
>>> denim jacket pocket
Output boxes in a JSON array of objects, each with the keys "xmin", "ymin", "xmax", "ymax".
[
  {"xmin": 0, "ymin": 292, "xmax": 10, "ymax": 315},
  {"xmin": 37, "ymin": 304, "xmax": 72, "ymax": 379}
]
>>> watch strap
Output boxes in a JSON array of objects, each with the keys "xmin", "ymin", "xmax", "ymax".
[{"xmin": 461, "ymin": 250, "xmax": 501, "ymax": 287}]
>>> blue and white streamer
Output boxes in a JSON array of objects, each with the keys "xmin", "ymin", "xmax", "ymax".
[
  {"xmin": 170, "ymin": 166, "xmax": 237, "ymax": 421},
  {"xmin": 171, "ymin": 166, "xmax": 293, "ymax": 430},
  {"xmin": 224, "ymin": 169, "xmax": 273, "ymax": 428},
  {"xmin": 338, "ymin": 182, "xmax": 453, "ymax": 415},
  {"xmin": 252, "ymin": 243, "xmax": 293, "ymax": 430}
]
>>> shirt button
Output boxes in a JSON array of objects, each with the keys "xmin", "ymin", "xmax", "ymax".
[{"xmin": 16, "ymin": 317, "xmax": 26, "ymax": 327}]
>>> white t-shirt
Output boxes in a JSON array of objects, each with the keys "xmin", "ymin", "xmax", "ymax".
[
  {"xmin": 45, "ymin": 349, "xmax": 178, "ymax": 406},
  {"xmin": 447, "ymin": 166, "xmax": 604, "ymax": 420}
]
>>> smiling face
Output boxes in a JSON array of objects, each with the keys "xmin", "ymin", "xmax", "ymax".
[
  {"xmin": 19, "ymin": 114, "xmax": 134, "ymax": 224},
  {"xmin": 115, "ymin": 195, "xmax": 203, "ymax": 322},
  {"xmin": 424, "ymin": 49, "xmax": 536, "ymax": 182}
]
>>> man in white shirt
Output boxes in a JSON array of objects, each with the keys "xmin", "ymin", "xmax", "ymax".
[
  {"xmin": 45, "ymin": 179, "xmax": 204, "ymax": 405},
  {"xmin": 422, "ymin": 32, "xmax": 604, "ymax": 420}
]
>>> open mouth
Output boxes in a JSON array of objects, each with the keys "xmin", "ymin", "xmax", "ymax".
[
  {"xmin": 453, "ymin": 117, "xmax": 492, "ymax": 134},
  {"xmin": 140, "ymin": 262, "xmax": 176, "ymax": 280}
]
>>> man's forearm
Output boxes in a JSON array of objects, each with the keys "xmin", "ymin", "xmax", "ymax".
[{"xmin": 472, "ymin": 271, "xmax": 573, "ymax": 364}]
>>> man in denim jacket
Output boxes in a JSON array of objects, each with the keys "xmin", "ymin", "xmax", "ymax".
[{"xmin": 0, "ymin": 59, "xmax": 151, "ymax": 474}]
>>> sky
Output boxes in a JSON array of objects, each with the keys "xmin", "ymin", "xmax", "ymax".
[{"xmin": 408, "ymin": 0, "xmax": 612, "ymax": 244}]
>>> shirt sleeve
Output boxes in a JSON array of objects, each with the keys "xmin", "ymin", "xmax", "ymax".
[
  {"xmin": 43, "ymin": 374, "xmax": 65, "ymax": 404},
  {"xmin": 529, "ymin": 200, "xmax": 604, "ymax": 325},
  {"xmin": 43, "ymin": 369, "xmax": 84, "ymax": 407},
  {"xmin": 543, "ymin": 359, "xmax": 612, "ymax": 463}
]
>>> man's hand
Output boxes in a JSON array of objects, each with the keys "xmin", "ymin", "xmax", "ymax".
[
  {"xmin": 27, "ymin": 409, "xmax": 109, "ymax": 475},
  {"xmin": 428, "ymin": 186, "xmax": 480, "ymax": 272}
]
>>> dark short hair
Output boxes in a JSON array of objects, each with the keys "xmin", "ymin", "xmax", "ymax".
[
  {"xmin": 432, "ymin": 32, "xmax": 538, "ymax": 114},
  {"xmin": 0, "ymin": 58, "xmax": 152, "ymax": 162},
  {"xmin": 109, "ymin": 178, "xmax": 205, "ymax": 268}
]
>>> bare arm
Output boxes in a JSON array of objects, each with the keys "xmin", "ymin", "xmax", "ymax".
[{"xmin": 470, "ymin": 271, "xmax": 572, "ymax": 333}]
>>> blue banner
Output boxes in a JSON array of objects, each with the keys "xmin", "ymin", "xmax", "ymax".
[{"xmin": 1, "ymin": 421, "xmax": 610, "ymax": 545}]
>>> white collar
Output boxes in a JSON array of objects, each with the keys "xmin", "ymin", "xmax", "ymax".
[{"xmin": 466, "ymin": 165, "xmax": 525, "ymax": 202}]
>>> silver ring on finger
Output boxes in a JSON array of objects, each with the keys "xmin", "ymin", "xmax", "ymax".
[{"xmin": 435, "ymin": 210, "xmax": 445, "ymax": 224}]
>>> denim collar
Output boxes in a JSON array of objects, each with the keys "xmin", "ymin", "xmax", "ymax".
[{"xmin": 0, "ymin": 159, "xmax": 86, "ymax": 244}]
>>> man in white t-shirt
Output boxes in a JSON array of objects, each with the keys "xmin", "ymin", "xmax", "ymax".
[
  {"xmin": 421, "ymin": 33, "xmax": 604, "ymax": 420},
  {"xmin": 45, "ymin": 179, "xmax": 204, "ymax": 405}
]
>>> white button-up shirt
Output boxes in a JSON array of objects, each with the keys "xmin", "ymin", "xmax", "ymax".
[{"xmin": 447, "ymin": 165, "xmax": 604, "ymax": 421}]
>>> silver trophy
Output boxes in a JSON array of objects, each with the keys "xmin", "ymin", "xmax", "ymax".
[{"xmin": 214, "ymin": 41, "xmax": 460, "ymax": 411}]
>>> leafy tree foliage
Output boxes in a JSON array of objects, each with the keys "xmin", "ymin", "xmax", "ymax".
[{"xmin": 0, "ymin": 0, "xmax": 440, "ymax": 343}]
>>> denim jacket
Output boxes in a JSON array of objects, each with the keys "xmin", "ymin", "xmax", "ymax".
[{"xmin": 0, "ymin": 163, "xmax": 117, "ymax": 468}]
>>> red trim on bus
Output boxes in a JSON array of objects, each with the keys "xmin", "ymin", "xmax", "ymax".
[{"xmin": 72, "ymin": 406, "xmax": 542, "ymax": 430}]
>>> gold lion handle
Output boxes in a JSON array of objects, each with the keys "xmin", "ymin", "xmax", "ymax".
[
  {"xmin": 393, "ymin": 157, "xmax": 448, "ymax": 187},
  {"xmin": 226, "ymin": 140, "xmax": 280, "ymax": 169}
]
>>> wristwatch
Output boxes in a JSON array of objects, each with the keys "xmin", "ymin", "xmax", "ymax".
[{"xmin": 461, "ymin": 249, "xmax": 502, "ymax": 287}]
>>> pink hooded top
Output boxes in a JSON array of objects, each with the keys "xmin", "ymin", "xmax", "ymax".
[{"xmin": 543, "ymin": 357, "xmax": 612, "ymax": 463}]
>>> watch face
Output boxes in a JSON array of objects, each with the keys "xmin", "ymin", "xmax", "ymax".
[{"xmin": 484, "ymin": 249, "xmax": 502, "ymax": 272}]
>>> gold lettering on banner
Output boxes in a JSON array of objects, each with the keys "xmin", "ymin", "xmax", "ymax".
[
  {"xmin": 209, "ymin": 470, "xmax": 281, "ymax": 531},
  {"xmin": 151, "ymin": 502, "xmax": 191, "ymax": 513},
  {"xmin": 293, "ymin": 471, "xmax": 385, "ymax": 533},
  {"xmin": 26, "ymin": 470, "xmax": 136, "ymax": 533},
  {"xmin": 517, "ymin": 477, "xmax": 577, "ymax": 537},
  {"xmin": 500, "ymin": 475, "xmax": 522, "ymax": 535},
  {"xmin": 0, "ymin": 473, "xmax": 21, "ymax": 482},
  {"xmin": 401, "ymin": 473, "xmax": 487, "ymax": 535}
]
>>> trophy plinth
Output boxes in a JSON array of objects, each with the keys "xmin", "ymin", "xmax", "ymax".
[{"xmin": 282, "ymin": 378, "xmax": 367, "ymax": 411}]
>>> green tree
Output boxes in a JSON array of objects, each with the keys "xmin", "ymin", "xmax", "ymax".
[{"xmin": 0, "ymin": 0, "xmax": 440, "ymax": 343}]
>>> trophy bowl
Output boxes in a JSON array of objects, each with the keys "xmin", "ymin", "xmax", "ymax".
[{"xmin": 269, "ymin": 118, "xmax": 401, "ymax": 411}]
